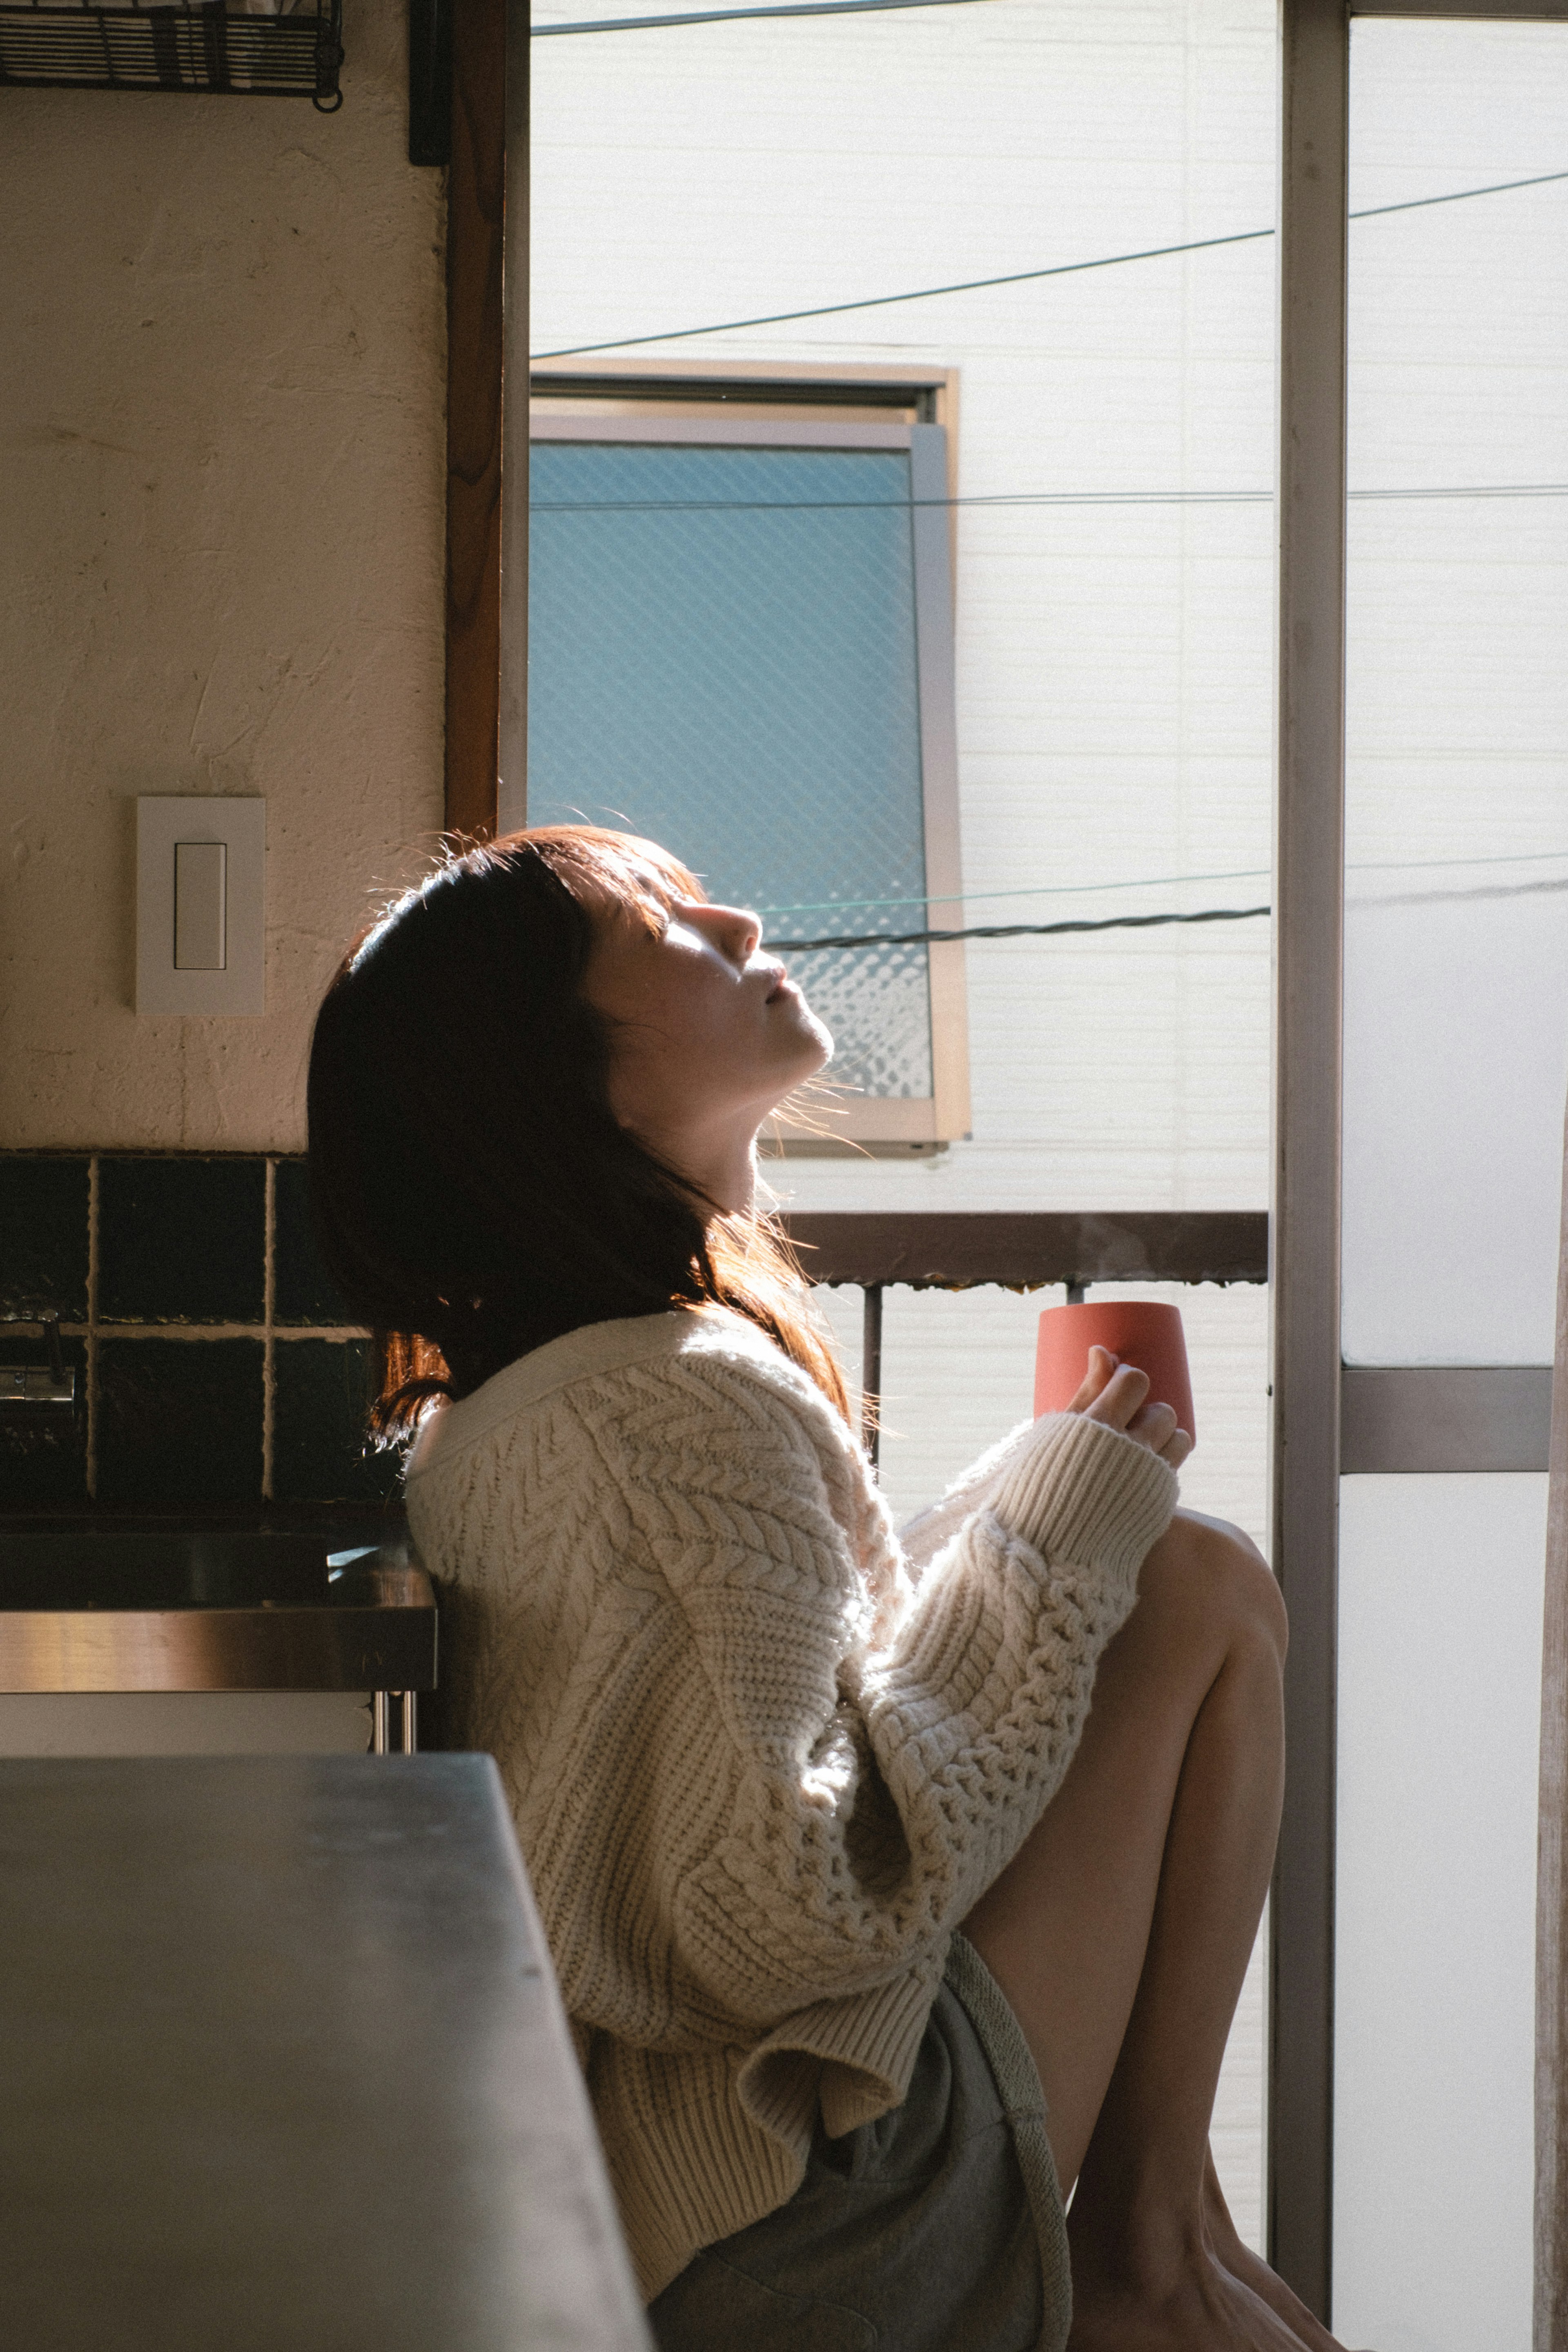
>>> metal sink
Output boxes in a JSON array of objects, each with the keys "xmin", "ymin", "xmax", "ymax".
[{"xmin": 0, "ymin": 1527, "xmax": 436, "ymax": 1730}]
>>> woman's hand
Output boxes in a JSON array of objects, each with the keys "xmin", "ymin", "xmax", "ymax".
[{"xmin": 1067, "ymin": 1345, "xmax": 1194, "ymax": 1468}]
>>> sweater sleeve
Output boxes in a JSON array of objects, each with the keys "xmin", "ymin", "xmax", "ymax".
[
  {"xmin": 605, "ymin": 1352, "xmax": 1177, "ymax": 2031},
  {"xmin": 896, "ymin": 1416, "xmax": 1038, "ymax": 1576}
]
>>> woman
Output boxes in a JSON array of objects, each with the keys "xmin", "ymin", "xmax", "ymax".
[{"xmin": 308, "ymin": 826, "xmax": 1349, "ymax": 2352}]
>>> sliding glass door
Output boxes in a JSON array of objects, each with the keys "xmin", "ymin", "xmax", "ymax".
[{"xmin": 1333, "ymin": 15, "xmax": 1568, "ymax": 2345}]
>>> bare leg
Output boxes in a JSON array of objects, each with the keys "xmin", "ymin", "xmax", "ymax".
[{"xmin": 962, "ymin": 1511, "xmax": 1348, "ymax": 2351}]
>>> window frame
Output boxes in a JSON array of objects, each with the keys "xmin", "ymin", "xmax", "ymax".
[
  {"xmin": 520, "ymin": 365, "xmax": 971, "ymax": 1148},
  {"xmin": 482, "ymin": 11, "xmax": 1568, "ymax": 2307},
  {"xmin": 1274, "ymin": 0, "xmax": 1568, "ymax": 2320}
]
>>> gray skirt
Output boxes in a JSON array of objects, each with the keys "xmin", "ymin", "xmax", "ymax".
[{"xmin": 648, "ymin": 1935, "xmax": 1071, "ymax": 2352}]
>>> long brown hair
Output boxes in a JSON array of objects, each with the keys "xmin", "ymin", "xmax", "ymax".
[{"xmin": 307, "ymin": 826, "xmax": 849, "ymax": 1439}]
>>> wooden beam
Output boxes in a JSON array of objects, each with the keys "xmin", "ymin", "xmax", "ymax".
[{"xmin": 444, "ymin": 0, "xmax": 506, "ymax": 842}]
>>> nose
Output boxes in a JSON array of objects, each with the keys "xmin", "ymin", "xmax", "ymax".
[{"xmin": 688, "ymin": 900, "xmax": 762, "ymax": 966}]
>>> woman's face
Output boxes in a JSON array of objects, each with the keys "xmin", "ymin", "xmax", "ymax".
[{"xmin": 582, "ymin": 889, "xmax": 832, "ymax": 1201}]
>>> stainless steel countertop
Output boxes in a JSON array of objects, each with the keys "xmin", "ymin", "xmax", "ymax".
[
  {"xmin": 0, "ymin": 1532, "xmax": 436, "ymax": 1691},
  {"xmin": 0, "ymin": 1753, "xmax": 650, "ymax": 2350}
]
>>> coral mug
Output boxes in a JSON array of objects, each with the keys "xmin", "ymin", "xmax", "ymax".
[{"xmin": 1034, "ymin": 1300, "xmax": 1195, "ymax": 1441}]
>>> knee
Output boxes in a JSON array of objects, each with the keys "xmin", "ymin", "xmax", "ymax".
[{"xmin": 1142, "ymin": 1510, "xmax": 1288, "ymax": 1665}]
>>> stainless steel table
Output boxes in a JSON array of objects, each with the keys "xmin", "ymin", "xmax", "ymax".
[
  {"xmin": 0, "ymin": 1753, "xmax": 650, "ymax": 2350},
  {"xmin": 0, "ymin": 1528, "xmax": 437, "ymax": 1751}
]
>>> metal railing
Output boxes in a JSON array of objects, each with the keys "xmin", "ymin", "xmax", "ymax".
[{"xmin": 781, "ymin": 1207, "xmax": 1269, "ymax": 1467}]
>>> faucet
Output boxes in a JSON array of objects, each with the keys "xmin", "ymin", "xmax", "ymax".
[{"xmin": 1, "ymin": 1314, "xmax": 76, "ymax": 1411}]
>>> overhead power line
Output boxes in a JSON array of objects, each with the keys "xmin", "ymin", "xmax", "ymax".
[
  {"xmin": 782, "ymin": 904, "xmax": 1270, "ymax": 950},
  {"xmin": 755, "ymin": 845, "xmax": 1568, "ymax": 921},
  {"xmin": 536, "ymin": 0, "xmax": 997, "ymax": 34},
  {"xmin": 780, "ymin": 867, "xmax": 1568, "ymax": 951},
  {"xmin": 532, "ymin": 167, "xmax": 1568, "ymax": 359},
  {"xmin": 532, "ymin": 488, "xmax": 1272, "ymax": 512},
  {"xmin": 530, "ymin": 481, "xmax": 1568, "ymax": 514},
  {"xmin": 535, "ymin": 226, "xmax": 1273, "ymax": 358},
  {"xmin": 772, "ymin": 858, "xmax": 1568, "ymax": 948}
]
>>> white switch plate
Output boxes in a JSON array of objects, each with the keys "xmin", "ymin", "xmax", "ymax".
[
  {"xmin": 136, "ymin": 798, "xmax": 265, "ymax": 1016},
  {"xmin": 174, "ymin": 840, "xmax": 227, "ymax": 971}
]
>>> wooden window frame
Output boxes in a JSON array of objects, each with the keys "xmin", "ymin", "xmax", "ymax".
[
  {"xmin": 443, "ymin": 0, "xmax": 510, "ymax": 845},
  {"xmin": 1274, "ymin": 0, "xmax": 1568, "ymax": 2322}
]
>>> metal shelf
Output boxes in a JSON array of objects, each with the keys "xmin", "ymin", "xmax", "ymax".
[{"xmin": 0, "ymin": 2, "xmax": 343, "ymax": 107}]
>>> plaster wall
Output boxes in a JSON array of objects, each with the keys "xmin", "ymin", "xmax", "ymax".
[{"xmin": 0, "ymin": 0, "xmax": 446, "ymax": 1152}]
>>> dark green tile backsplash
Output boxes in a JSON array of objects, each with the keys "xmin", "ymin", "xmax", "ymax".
[
  {"xmin": 274, "ymin": 1340, "xmax": 398, "ymax": 1505},
  {"xmin": 99, "ymin": 1156, "xmax": 266, "ymax": 1324},
  {"xmin": 273, "ymin": 1158, "xmax": 354, "ymax": 1326},
  {"xmin": 98, "ymin": 1338, "xmax": 266, "ymax": 1505},
  {"xmin": 0, "ymin": 1330, "xmax": 89, "ymax": 1507},
  {"xmin": 0, "ymin": 1153, "xmax": 387, "ymax": 1511},
  {"xmin": 0, "ymin": 1156, "xmax": 90, "ymax": 1321}
]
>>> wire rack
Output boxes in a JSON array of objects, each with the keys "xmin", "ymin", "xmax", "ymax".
[{"xmin": 0, "ymin": 1, "xmax": 344, "ymax": 107}]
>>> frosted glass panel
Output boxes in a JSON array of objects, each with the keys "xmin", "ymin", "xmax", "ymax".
[
  {"xmin": 1335, "ymin": 1474, "xmax": 1546, "ymax": 2352},
  {"xmin": 1342, "ymin": 19, "xmax": 1568, "ymax": 1367},
  {"xmin": 529, "ymin": 440, "xmax": 933, "ymax": 1100},
  {"xmin": 1343, "ymin": 888, "xmax": 1568, "ymax": 1364}
]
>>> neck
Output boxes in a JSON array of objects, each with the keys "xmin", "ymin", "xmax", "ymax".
[{"xmin": 638, "ymin": 1121, "xmax": 759, "ymax": 1218}]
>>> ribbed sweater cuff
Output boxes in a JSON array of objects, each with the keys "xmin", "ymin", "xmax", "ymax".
[
  {"xmin": 991, "ymin": 1412, "xmax": 1178, "ymax": 1582},
  {"xmin": 746, "ymin": 1959, "xmax": 941, "ymax": 2141}
]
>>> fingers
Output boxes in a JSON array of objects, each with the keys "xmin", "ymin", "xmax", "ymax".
[
  {"xmin": 1127, "ymin": 1399, "xmax": 1178, "ymax": 1452},
  {"xmin": 1123, "ymin": 1398, "xmax": 1194, "ymax": 1465},
  {"xmin": 1074, "ymin": 1355, "xmax": 1194, "ymax": 1465},
  {"xmin": 1064, "ymin": 1344, "xmax": 1120, "ymax": 1413},
  {"xmin": 1078, "ymin": 1360, "xmax": 1151, "ymax": 1431}
]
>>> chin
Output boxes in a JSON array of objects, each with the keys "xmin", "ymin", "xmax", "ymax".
[
  {"xmin": 797, "ymin": 1009, "xmax": 834, "ymax": 1071},
  {"xmin": 762, "ymin": 982, "xmax": 833, "ymax": 1087}
]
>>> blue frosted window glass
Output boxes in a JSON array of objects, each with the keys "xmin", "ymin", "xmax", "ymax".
[{"xmin": 528, "ymin": 440, "xmax": 933, "ymax": 1099}]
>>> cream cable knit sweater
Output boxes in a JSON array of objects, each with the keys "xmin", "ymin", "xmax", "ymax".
[{"xmin": 404, "ymin": 1304, "xmax": 1178, "ymax": 2301}]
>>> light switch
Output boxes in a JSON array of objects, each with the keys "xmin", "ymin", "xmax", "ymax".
[
  {"xmin": 136, "ymin": 797, "xmax": 265, "ymax": 1017},
  {"xmin": 174, "ymin": 842, "xmax": 227, "ymax": 971}
]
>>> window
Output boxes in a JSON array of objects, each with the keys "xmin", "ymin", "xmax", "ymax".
[{"xmin": 523, "ymin": 366, "xmax": 969, "ymax": 1148}]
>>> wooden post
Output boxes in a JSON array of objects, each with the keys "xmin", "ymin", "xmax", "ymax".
[
  {"xmin": 444, "ymin": 0, "xmax": 506, "ymax": 842},
  {"xmin": 498, "ymin": 0, "xmax": 530, "ymax": 827},
  {"xmin": 1270, "ymin": 0, "xmax": 1348, "ymax": 2317}
]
